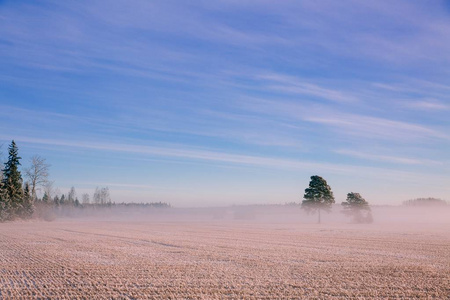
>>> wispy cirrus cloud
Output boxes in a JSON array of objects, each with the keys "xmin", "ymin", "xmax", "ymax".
[
  {"xmin": 70, "ymin": 182, "xmax": 168, "ymax": 190},
  {"xmin": 2, "ymin": 134, "xmax": 448, "ymax": 188},
  {"xmin": 407, "ymin": 99, "xmax": 449, "ymax": 111},
  {"xmin": 238, "ymin": 97, "xmax": 449, "ymax": 142},
  {"xmin": 257, "ymin": 73, "xmax": 358, "ymax": 103},
  {"xmin": 304, "ymin": 113, "xmax": 449, "ymax": 141},
  {"xmin": 335, "ymin": 149, "xmax": 440, "ymax": 166}
]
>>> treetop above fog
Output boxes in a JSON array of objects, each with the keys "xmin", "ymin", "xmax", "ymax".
[
  {"xmin": 342, "ymin": 192, "xmax": 370, "ymax": 209},
  {"xmin": 302, "ymin": 175, "xmax": 335, "ymax": 206}
]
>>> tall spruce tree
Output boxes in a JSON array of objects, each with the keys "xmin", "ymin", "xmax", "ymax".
[
  {"xmin": 301, "ymin": 175, "xmax": 335, "ymax": 223},
  {"xmin": 2, "ymin": 141, "xmax": 24, "ymax": 216}
]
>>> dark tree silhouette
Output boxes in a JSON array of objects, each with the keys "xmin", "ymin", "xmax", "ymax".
[
  {"xmin": 402, "ymin": 197, "xmax": 448, "ymax": 207},
  {"xmin": 0, "ymin": 180, "xmax": 11, "ymax": 221},
  {"xmin": 302, "ymin": 175, "xmax": 335, "ymax": 223},
  {"xmin": 22, "ymin": 182, "xmax": 34, "ymax": 219},
  {"xmin": 1, "ymin": 141, "xmax": 23, "ymax": 216}
]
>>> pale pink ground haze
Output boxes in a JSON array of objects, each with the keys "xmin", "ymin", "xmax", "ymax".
[{"xmin": 0, "ymin": 207, "xmax": 449, "ymax": 298}]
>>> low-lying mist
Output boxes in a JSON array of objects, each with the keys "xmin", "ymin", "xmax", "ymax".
[{"xmin": 35, "ymin": 203, "xmax": 450, "ymax": 227}]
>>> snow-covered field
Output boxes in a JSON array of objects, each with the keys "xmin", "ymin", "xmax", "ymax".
[{"xmin": 0, "ymin": 213, "xmax": 449, "ymax": 298}]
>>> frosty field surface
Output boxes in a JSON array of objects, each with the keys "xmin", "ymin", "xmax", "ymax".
[{"xmin": 0, "ymin": 217, "xmax": 449, "ymax": 299}]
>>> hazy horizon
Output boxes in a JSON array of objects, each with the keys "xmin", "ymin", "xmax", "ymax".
[{"xmin": 1, "ymin": 0, "xmax": 450, "ymax": 206}]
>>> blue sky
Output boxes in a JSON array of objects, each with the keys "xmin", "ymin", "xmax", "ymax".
[{"xmin": 0, "ymin": 0, "xmax": 449, "ymax": 206}]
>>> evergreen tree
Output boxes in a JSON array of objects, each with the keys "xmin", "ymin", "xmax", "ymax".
[
  {"xmin": 0, "ymin": 180, "xmax": 11, "ymax": 221},
  {"xmin": 2, "ymin": 141, "xmax": 24, "ymax": 216},
  {"xmin": 22, "ymin": 182, "xmax": 34, "ymax": 218},
  {"xmin": 42, "ymin": 192, "xmax": 49, "ymax": 204},
  {"xmin": 301, "ymin": 175, "xmax": 335, "ymax": 223},
  {"xmin": 53, "ymin": 195, "xmax": 59, "ymax": 206},
  {"xmin": 59, "ymin": 194, "xmax": 66, "ymax": 205},
  {"xmin": 341, "ymin": 192, "xmax": 373, "ymax": 223}
]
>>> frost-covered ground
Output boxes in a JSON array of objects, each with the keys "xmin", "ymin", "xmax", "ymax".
[{"xmin": 0, "ymin": 212, "xmax": 449, "ymax": 299}]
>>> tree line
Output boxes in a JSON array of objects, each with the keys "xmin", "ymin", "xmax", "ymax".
[
  {"xmin": 0, "ymin": 140, "xmax": 111, "ymax": 221},
  {"xmin": 402, "ymin": 197, "xmax": 448, "ymax": 207},
  {"xmin": 0, "ymin": 141, "xmax": 169, "ymax": 222}
]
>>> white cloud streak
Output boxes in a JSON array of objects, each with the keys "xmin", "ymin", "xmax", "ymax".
[
  {"xmin": 335, "ymin": 149, "xmax": 439, "ymax": 166},
  {"xmin": 258, "ymin": 73, "xmax": 358, "ymax": 103},
  {"xmin": 304, "ymin": 113, "xmax": 449, "ymax": 141},
  {"xmin": 239, "ymin": 97, "xmax": 450, "ymax": 142},
  {"xmin": 2, "ymin": 135, "xmax": 447, "ymax": 186},
  {"xmin": 407, "ymin": 99, "xmax": 449, "ymax": 111}
]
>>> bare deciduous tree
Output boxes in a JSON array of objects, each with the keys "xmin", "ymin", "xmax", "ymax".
[
  {"xmin": 101, "ymin": 187, "xmax": 111, "ymax": 205},
  {"xmin": 42, "ymin": 181, "xmax": 55, "ymax": 204},
  {"xmin": 82, "ymin": 193, "xmax": 90, "ymax": 205},
  {"xmin": 25, "ymin": 155, "xmax": 50, "ymax": 200},
  {"xmin": 93, "ymin": 187, "xmax": 111, "ymax": 205},
  {"xmin": 68, "ymin": 186, "xmax": 76, "ymax": 204}
]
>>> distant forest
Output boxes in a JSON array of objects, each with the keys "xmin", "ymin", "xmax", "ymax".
[
  {"xmin": 0, "ymin": 140, "xmax": 170, "ymax": 222},
  {"xmin": 402, "ymin": 197, "xmax": 448, "ymax": 207}
]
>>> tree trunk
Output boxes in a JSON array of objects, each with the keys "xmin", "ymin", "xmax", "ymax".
[
  {"xmin": 31, "ymin": 178, "xmax": 37, "ymax": 201},
  {"xmin": 318, "ymin": 208, "xmax": 321, "ymax": 224}
]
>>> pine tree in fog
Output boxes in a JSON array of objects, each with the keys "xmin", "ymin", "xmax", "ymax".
[
  {"xmin": 42, "ymin": 192, "xmax": 49, "ymax": 203},
  {"xmin": 60, "ymin": 194, "xmax": 66, "ymax": 205},
  {"xmin": 52, "ymin": 194, "xmax": 59, "ymax": 206},
  {"xmin": 22, "ymin": 182, "xmax": 34, "ymax": 218},
  {"xmin": 341, "ymin": 192, "xmax": 373, "ymax": 223},
  {"xmin": 302, "ymin": 175, "xmax": 335, "ymax": 223}
]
